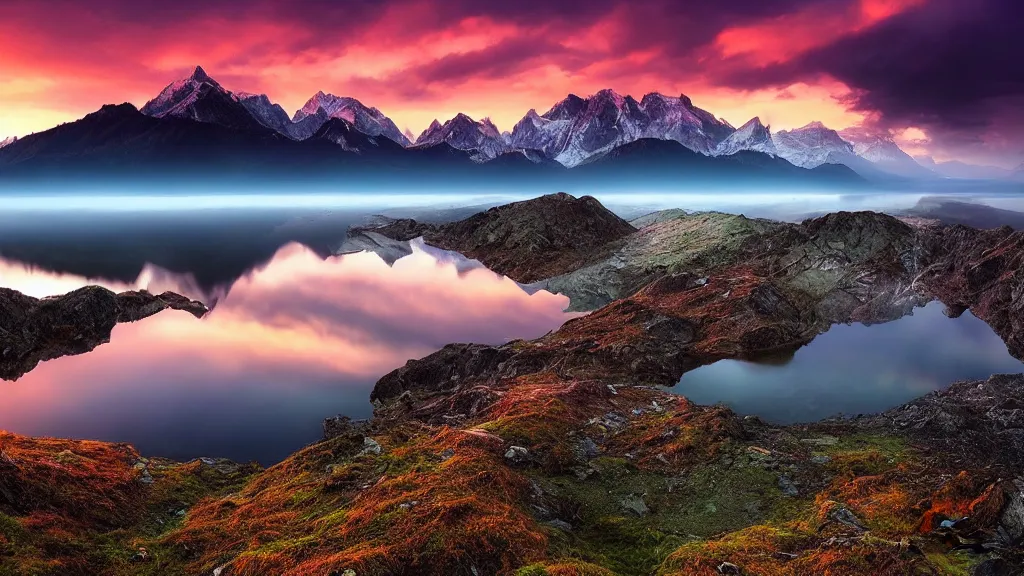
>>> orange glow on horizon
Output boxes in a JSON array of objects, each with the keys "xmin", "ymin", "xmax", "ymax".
[{"xmin": 0, "ymin": 1, "xmax": 926, "ymax": 141}]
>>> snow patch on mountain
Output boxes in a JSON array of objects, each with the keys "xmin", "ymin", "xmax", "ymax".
[{"xmin": 0, "ymin": 136, "xmax": 17, "ymax": 149}]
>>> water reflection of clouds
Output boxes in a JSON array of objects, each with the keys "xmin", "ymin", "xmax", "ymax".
[{"xmin": 0, "ymin": 243, "xmax": 576, "ymax": 463}]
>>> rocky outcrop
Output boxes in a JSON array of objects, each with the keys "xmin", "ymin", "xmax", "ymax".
[
  {"xmin": 426, "ymin": 193, "xmax": 634, "ymax": 283},
  {"xmin": 0, "ymin": 286, "xmax": 207, "ymax": 380},
  {"xmin": 371, "ymin": 209, "xmax": 936, "ymax": 415},
  {"xmin": 860, "ymin": 374, "xmax": 1024, "ymax": 469},
  {"xmin": 359, "ymin": 193, "xmax": 635, "ymax": 284},
  {"xmin": 915, "ymin": 225, "xmax": 1024, "ymax": 358}
]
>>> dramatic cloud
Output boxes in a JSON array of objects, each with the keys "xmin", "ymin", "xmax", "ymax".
[{"xmin": 0, "ymin": 0, "xmax": 1019, "ymax": 165}]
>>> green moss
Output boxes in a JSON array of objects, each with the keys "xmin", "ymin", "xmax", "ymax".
[
  {"xmin": 531, "ymin": 449, "xmax": 808, "ymax": 576},
  {"xmin": 926, "ymin": 551, "xmax": 978, "ymax": 576}
]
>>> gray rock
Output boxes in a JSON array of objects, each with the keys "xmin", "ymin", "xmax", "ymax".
[
  {"xmin": 997, "ymin": 478, "xmax": 1024, "ymax": 544},
  {"xmin": 360, "ymin": 437, "xmax": 382, "ymax": 456},
  {"xmin": 717, "ymin": 562, "xmax": 740, "ymax": 575},
  {"xmin": 505, "ymin": 446, "xmax": 530, "ymax": 464},
  {"xmin": 778, "ymin": 476, "xmax": 799, "ymax": 497},
  {"xmin": 545, "ymin": 519, "xmax": 573, "ymax": 532},
  {"xmin": 620, "ymin": 493, "xmax": 649, "ymax": 516},
  {"xmin": 322, "ymin": 416, "xmax": 370, "ymax": 441}
]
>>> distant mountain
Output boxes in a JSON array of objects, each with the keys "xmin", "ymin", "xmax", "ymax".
[
  {"xmin": 773, "ymin": 122, "xmax": 857, "ymax": 169},
  {"xmin": 576, "ymin": 138, "xmax": 862, "ymax": 187},
  {"xmin": 714, "ymin": 117, "xmax": 776, "ymax": 157},
  {"xmin": 236, "ymin": 92, "xmax": 294, "ymax": 134},
  {"xmin": 508, "ymin": 90, "xmax": 734, "ymax": 167},
  {"xmin": 0, "ymin": 136, "xmax": 16, "ymax": 149},
  {"xmin": 140, "ymin": 66, "xmax": 269, "ymax": 133},
  {"xmin": 0, "ymin": 103, "xmax": 306, "ymax": 175},
  {"xmin": 914, "ymin": 156, "xmax": 1015, "ymax": 180},
  {"xmin": 838, "ymin": 128, "xmax": 934, "ymax": 179},
  {"xmin": 413, "ymin": 114, "xmax": 509, "ymax": 161},
  {"xmin": 0, "ymin": 102, "xmax": 863, "ymax": 192},
  {"xmin": 311, "ymin": 117, "xmax": 408, "ymax": 154},
  {"xmin": 292, "ymin": 92, "xmax": 410, "ymax": 146}
]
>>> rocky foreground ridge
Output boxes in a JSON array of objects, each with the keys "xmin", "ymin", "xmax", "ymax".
[{"xmin": 3, "ymin": 196, "xmax": 1024, "ymax": 575}]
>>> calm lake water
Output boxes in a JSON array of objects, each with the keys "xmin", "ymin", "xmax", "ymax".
[
  {"xmin": 2, "ymin": 195, "xmax": 1024, "ymax": 463},
  {"xmin": 0, "ymin": 230, "xmax": 577, "ymax": 464},
  {"xmin": 675, "ymin": 301, "xmax": 1024, "ymax": 423}
]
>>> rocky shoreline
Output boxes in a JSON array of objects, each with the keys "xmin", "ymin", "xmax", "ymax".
[
  {"xmin": 0, "ymin": 286, "xmax": 208, "ymax": 380},
  {"xmin": 1, "ymin": 194, "xmax": 1024, "ymax": 575}
]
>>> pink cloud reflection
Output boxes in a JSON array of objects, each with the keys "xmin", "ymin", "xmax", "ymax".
[{"xmin": 0, "ymin": 243, "xmax": 578, "ymax": 462}]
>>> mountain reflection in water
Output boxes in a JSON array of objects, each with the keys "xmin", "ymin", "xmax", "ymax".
[{"xmin": 0, "ymin": 243, "xmax": 578, "ymax": 464}]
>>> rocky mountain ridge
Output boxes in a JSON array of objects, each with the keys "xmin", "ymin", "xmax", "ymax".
[{"xmin": 1, "ymin": 66, "xmax": 954, "ymax": 181}]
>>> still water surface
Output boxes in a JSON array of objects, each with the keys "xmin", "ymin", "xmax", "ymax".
[
  {"xmin": 675, "ymin": 301, "xmax": 1024, "ymax": 423},
  {"xmin": 0, "ymin": 242, "xmax": 576, "ymax": 463}
]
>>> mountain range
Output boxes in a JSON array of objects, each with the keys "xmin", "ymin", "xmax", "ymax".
[{"xmin": 1, "ymin": 66, "xmax": 1016, "ymax": 185}]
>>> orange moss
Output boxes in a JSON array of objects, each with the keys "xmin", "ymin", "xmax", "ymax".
[
  {"xmin": 602, "ymin": 404, "xmax": 739, "ymax": 472},
  {"xmin": 658, "ymin": 525, "xmax": 934, "ymax": 576},
  {"xmin": 0, "ymin": 431, "xmax": 144, "ymax": 529},
  {"xmin": 917, "ymin": 471, "xmax": 1006, "ymax": 533},
  {"xmin": 167, "ymin": 426, "xmax": 549, "ymax": 575}
]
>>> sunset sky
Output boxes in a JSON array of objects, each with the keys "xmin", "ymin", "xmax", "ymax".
[{"xmin": 1, "ymin": 0, "xmax": 1020, "ymax": 167}]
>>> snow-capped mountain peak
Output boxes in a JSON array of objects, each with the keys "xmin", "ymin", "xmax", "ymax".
[
  {"xmin": 773, "ymin": 122, "xmax": 856, "ymax": 168},
  {"xmin": 292, "ymin": 93, "xmax": 410, "ymax": 145},
  {"xmin": 139, "ymin": 66, "xmax": 268, "ymax": 132},
  {"xmin": 714, "ymin": 117, "xmax": 776, "ymax": 157},
  {"xmin": 413, "ymin": 114, "xmax": 510, "ymax": 161},
  {"xmin": 235, "ymin": 92, "xmax": 293, "ymax": 134},
  {"xmin": 838, "ymin": 127, "xmax": 934, "ymax": 178},
  {"xmin": 509, "ymin": 89, "xmax": 736, "ymax": 166},
  {"xmin": 189, "ymin": 65, "xmax": 216, "ymax": 85}
]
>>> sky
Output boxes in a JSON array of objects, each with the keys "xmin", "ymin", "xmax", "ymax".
[{"xmin": 0, "ymin": 0, "xmax": 1021, "ymax": 168}]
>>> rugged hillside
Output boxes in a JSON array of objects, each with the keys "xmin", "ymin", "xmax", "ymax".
[{"xmin": 0, "ymin": 432, "xmax": 257, "ymax": 575}]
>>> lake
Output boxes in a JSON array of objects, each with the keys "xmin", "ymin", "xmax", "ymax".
[
  {"xmin": 0, "ymin": 217, "xmax": 577, "ymax": 463},
  {"xmin": 674, "ymin": 301, "xmax": 1024, "ymax": 423}
]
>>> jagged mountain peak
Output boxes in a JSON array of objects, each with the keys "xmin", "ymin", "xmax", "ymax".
[
  {"xmin": 838, "ymin": 126, "xmax": 933, "ymax": 178},
  {"xmin": 139, "ymin": 66, "xmax": 268, "ymax": 132},
  {"xmin": 292, "ymin": 92, "xmax": 409, "ymax": 145},
  {"xmin": 800, "ymin": 121, "xmax": 829, "ymax": 131},
  {"xmin": 413, "ymin": 113, "xmax": 510, "ymax": 161},
  {"xmin": 714, "ymin": 116, "xmax": 776, "ymax": 157},
  {"xmin": 189, "ymin": 66, "xmax": 214, "ymax": 84},
  {"xmin": 513, "ymin": 89, "xmax": 735, "ymax": 166}
]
